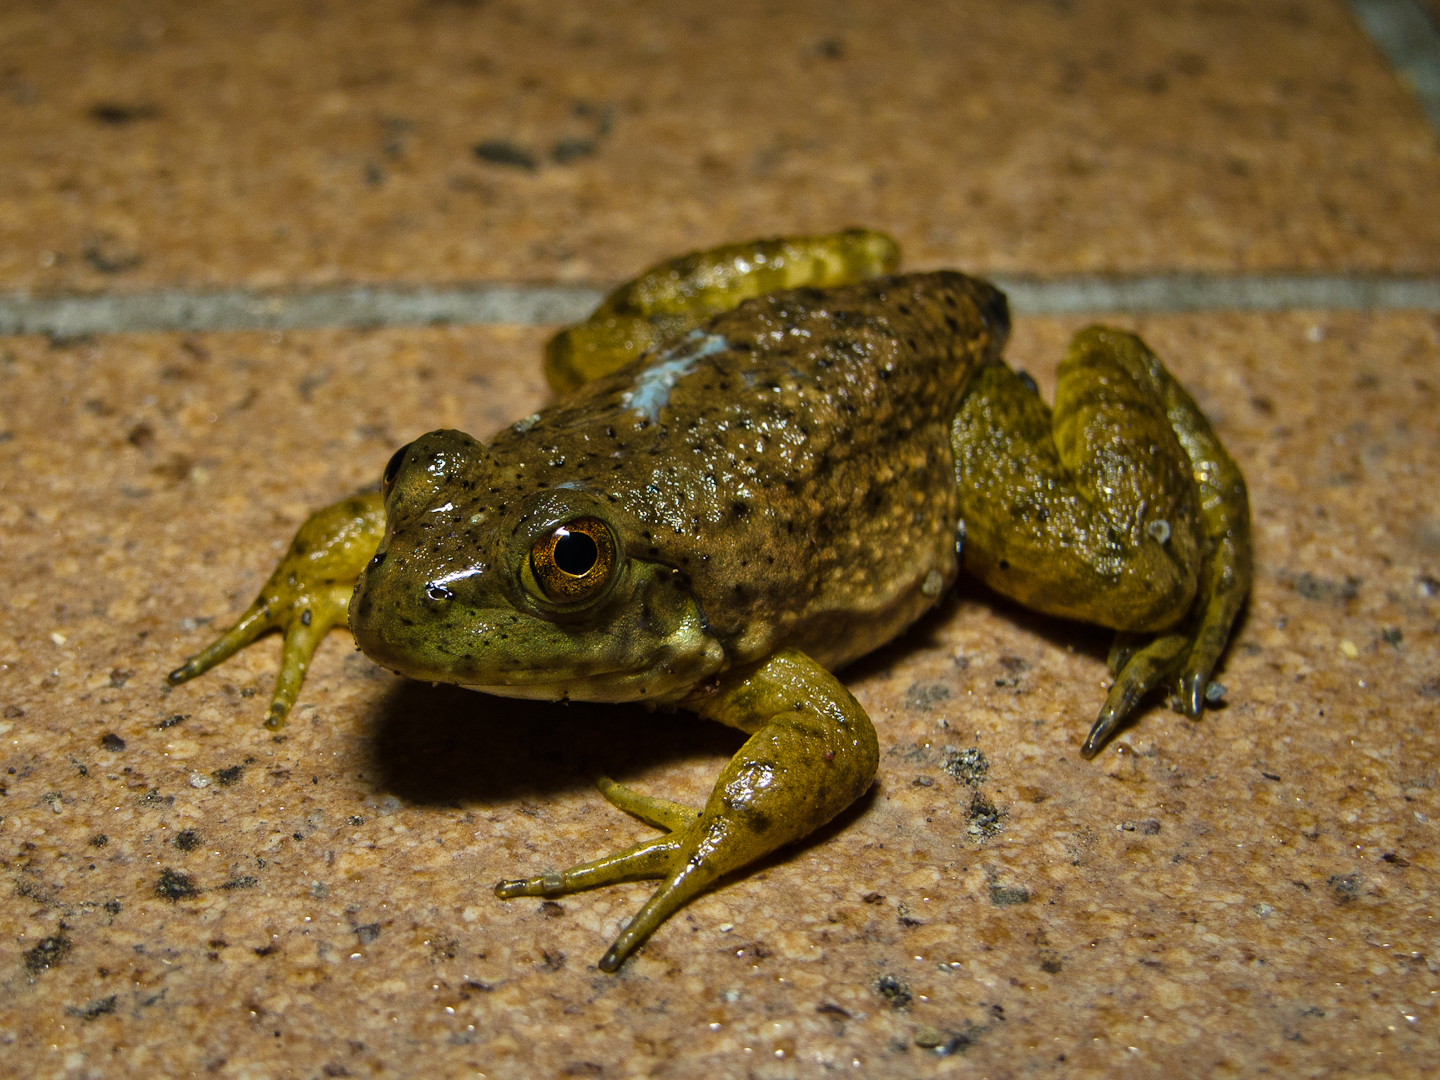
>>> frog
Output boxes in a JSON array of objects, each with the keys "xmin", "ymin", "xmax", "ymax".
[{"xmin": 170, "ymin": 229, "xmax": 1251, "ymax": 972}]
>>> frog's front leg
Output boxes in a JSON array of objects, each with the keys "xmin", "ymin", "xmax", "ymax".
[
  {"xmin": 168, "ymin": 492, "xmax": 386, "ymax": 729},
  {"xmin": 494, "ymin": 648, "xmax": 879, "ymax": 972},
  {"xmin": 953, "ymin": 327, "xmax": 1251, "ymax": 757}
]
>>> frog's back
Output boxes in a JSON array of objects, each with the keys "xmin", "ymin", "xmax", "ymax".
[{"xmin": 487, "ymin": 272, "xmax": 1009, "ymax": 666}]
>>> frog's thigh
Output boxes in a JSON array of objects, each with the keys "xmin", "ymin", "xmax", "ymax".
[
  {"xmin": 168, "ymin": 491, "xmax": 387, "ymax": 729},
  {"xmin": 954, "ymin": 349, "xmax": 1202, "ymax": 633},
  {"xmin": 543, "ymin": 229, "xmax": 900, "ymax": 393},
  {"xmin": 495, "ymin": 649, "xmax": 879, "ymax": 972},
  {"xmin": 956, "ymin": 328, "xmax": 1252, "ymax": 753}
]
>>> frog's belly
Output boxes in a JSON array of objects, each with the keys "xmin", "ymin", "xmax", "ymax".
[
  {"xmin": 456, "ymin": 671, "xmax": 706, "ymax": 707},
  {"xmin": 722, "ymin": 535, "xmax": 961, "ymax": 674}
]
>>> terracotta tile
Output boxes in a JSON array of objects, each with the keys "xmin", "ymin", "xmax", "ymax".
[
  {"xmin": 2, "ymin": 0, "xmax": 1439, "ymax": 296},
  {"xmin": 1, "ymin": 311, "xmax": 1437, "ymax": 1075}
]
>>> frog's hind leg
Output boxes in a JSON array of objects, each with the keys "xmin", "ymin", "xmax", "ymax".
[
  {"xmin": 495, "ymin": 649, "xmax": 879, "ymax": 972},
  {"xmin": 953, "ymin": 327, "xmax": 1251, "ymax": 757},
  {"xmin": 543, "ymin": 229, "xmax": 900, "ymax": 393}
]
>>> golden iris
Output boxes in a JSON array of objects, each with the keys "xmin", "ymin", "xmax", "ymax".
[{"xmin": 528, "ymin": 517, "xmax": 616, "ymax": 603}]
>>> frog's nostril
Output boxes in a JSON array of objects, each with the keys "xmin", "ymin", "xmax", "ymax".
[{"xmin": 425, "ymin": 583, "xmax": 455, "ymax": 602}]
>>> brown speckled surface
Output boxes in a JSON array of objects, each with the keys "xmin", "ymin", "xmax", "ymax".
[
  {"xmin": 5, "ymin": 0, "xmax": 1440, "ymax": 1076},
  {"xmin": 3, "ymin": 0, "xmax": 1440, "ymax": 295},
  {"xmin": 1, "ymin": 313, "xmax": 1437, "ymax": 1077}
]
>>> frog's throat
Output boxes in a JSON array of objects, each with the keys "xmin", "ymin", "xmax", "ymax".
[
  {"xmin": 401, "ymin": 607, "xmax": 725, "ymax": 705},
  {"xmin": 449, "ymin": 600, "xmax": 728, "ymax": 705}
]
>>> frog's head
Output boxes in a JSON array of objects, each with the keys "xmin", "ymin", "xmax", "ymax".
[{"xmin": 349, "ymin": 429, "xmax": 725, "ymax": 703}]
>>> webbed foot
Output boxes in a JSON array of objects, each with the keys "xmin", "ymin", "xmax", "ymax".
[
  {"xmin": 495, "ymin": 649, "xmax": 878, "ymax": 971},
  {"xmin": 168, "ymin": 492, "xmax": 386, "ymax": 728}
]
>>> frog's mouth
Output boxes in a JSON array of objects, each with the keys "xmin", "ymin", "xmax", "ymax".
[{"xmin": 350, "ymin": 559, "xmax": 728, "ymax": 705}]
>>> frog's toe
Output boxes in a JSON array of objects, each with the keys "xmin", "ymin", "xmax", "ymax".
[
  {"xmin": 1172, "ymin": 603, "xmax": 1241, "ymax": 719},
  {"xmin": 1082, "ymin": 631, "xmax": 1190, "ymax": 758},
  {"xmin": 170, "ymin": 579, "xmax": 355, "ymax": 730},
  {"xmin": 261, "ymin": 593, "xmax": 349, "ymax": 728},
  {"xmin": 1084, "ymin": 592, "xmax": 1244, "ymax": 756},
  {"xmin": 493, "ymin": 780, "xmax": 699, "ymax": 902},
  {"xmin": 595, "ymin": 775, "xmax": 700, "ymax": 832},
  {"xmin": 499, "ymin": 832, "xmax": 723, "ymax": 973},
  {"xmin": 597, "ymin": 846, "xmax": 718, "ymax": 973},
  {"xmin": 494, "ymin": 831, "xmax": 688, "ymax": 900},
  {"xmin": 168, "ymin": 603, "xmax": 277, "ymax": 687}
]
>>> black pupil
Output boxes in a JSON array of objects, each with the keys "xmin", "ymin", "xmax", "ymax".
[{"xmin": 553, "ymin": 529, "xmax": 598, "ymax": 576}]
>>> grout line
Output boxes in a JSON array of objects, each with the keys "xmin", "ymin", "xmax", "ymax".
[
  {"xmin": 2, "ymin": 275, "xmax": 1439, "ymax": 337},
  {"xmin": 1347, "ymin": 0, "xmax": 1440, "ymax": 135},
  {"xmin": 1, "ymin": 3, "xmax": 1435, "ymax": 339},
  {"xmin": 988, "ymin": 273, "xmax": 1440, "ymax": 315},
  {"xmin": 1, "ymin": 5, "xmax": 1435, "ymax": 340},
  {"xmin": 0, "ymin": 284, "xmax": 607, "ymax": 338}
]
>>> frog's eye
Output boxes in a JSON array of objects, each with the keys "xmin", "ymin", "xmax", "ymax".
[
  {"xmin": 528, "ymin": 517, "xmax": 616, "ymax": 604},
  {"xmin": 381, "ymin": 442, "xmax": 411, "ymax": 500}
]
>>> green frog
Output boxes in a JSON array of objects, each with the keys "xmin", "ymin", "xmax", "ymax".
[{"xmin": 170, "ymin": 230, "xmax": 1250, "ymax": 972}]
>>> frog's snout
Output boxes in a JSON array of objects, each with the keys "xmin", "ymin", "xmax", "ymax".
[{"xmin": 349, "ymin": 558, "xmax": 485, "ymax": 682}]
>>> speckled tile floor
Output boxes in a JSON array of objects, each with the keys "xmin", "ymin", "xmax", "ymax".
[
  {"xmin": 3, "ymin": 312, "xmax": 1438, "ymax": 1078},
  {"xmin": 2, "ymin": 2, "xmax": 1439, "ymax": 1079},
  {"xmin": 3, "ymin": 0, "xmax": 1440, "ymax": 294}
]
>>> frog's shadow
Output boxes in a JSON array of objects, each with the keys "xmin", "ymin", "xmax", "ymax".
[
  {"xmin": 367, "ymin": 577, "xmax": 1251, "ymax": 805},
  {"xmin": 845, "ymin": 577, "xmax": 1250, "ymax": 747},
  {"xmin": 367, "ymin": 682, "xmax": 748, "ymax": 807},
  {"xmin": 364, "ymin": 587, "xmax": 1099, "ymax": 810}
]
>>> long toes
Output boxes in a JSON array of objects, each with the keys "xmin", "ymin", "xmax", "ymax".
[
  {"xmin": 1083, "ymin": 633, "xmax": 1189, "ymax": 758},
  {"xmin": 263, "ymin": 621, "xmax": 328, "ymax": 729},
  {"xmin": 595, "ymin": 776, "xmax": 700, "ymax": 832},
  {"xmin": 493, "ymin": 833, "xmax": 687, "ymax": 900},
  {"xmin": 599, "ymin": 857, "xmax": 716, "ymax": 973},
  {"xmin": 167, "ymin": 606, "xmax": 274, "ymax": 685}
]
